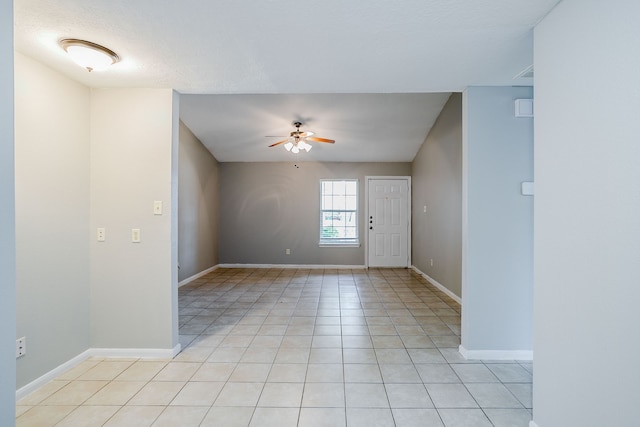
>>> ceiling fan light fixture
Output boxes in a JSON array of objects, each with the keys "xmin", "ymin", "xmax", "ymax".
[
  {"xmin": 59, "ymin": 38, "xmax": 120, "ymax": 72},
  {"xmin": 300, "ymin": 140, "xmax": 312, "ymax": 152},
  {"xmin": 267, "ymin": 121, "xmax": 334, "ymax": 154}
]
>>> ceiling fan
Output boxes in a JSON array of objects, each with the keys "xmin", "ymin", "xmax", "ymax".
[{"xmin": 267, "ymin": 121, "xmax": 335, "ymax": 154}]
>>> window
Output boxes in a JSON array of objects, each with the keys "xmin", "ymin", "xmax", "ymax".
[{"xmin": 319, "ymin": 179, "xmax": 359, "ymax": 246}]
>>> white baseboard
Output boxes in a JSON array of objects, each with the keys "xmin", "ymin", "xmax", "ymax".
[
  {"xmin": 218, "ymin": 263, "xmax": 366, "ymax": 269},
  {"xmin": 16, "ymin": 349, "xmax": 93, "ymax": 401},
  {"xmin": 411, "ymin": 265, "xmax": 462, "ymax": 305},
  {"xmin": 88, "ymin": 344, "xmax": 181, "ymax": 359},
  {"xmin": 530, "ymin": 421, "xmax": 539, "ymax": 427},
  {"xmin": 178, "ymin": 265, "xmax": 219, "ymax": 287},
  {"xmin": 16, "ymin": 344, "xmax": 181, "ymax": 401},
  {"xmin": 459, "ymin": 345, "xmax": 533, "ymax": 361}
]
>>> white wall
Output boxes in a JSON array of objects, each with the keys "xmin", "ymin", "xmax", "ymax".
[
  {"xmin": 14, "ymin": 53, "xmax": 91, "ymax": 388},
  {"xmin": 0, "ymin": 0, "xmax": 16, "ymax": 423},
  {"xmin": 411, "ymin": 93, "xmax": 462, "ymax": 297},
  {"xmin": 533, "ymin": 1, "xmax": 640, "ymax": 425},
  {"xmin": 178, "ymin": 121, "xmax": 219, "ymax": 282},
  {"xmin": 90, "ymin": 89, "xmax": 178, "ymax": 351},
  {"xmin": 461, "ymin": 86, "xmax": 533, "ymax": 357}
]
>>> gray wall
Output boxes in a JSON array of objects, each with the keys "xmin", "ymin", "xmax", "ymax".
[
  {"xmin": 533, "ymin": 1, "xmax": 640, "ymax": 425},
  {"xmin": 14, "ymin": 53, "xmax": 91, "ymax": 388},
  {"xmin": 178, "ymin": 121, "xmax": 220, "ymax": 281},
  {"xmin": 462, "ymin": 86, "xmax": 533, "ymax": 354},
  {"xmin": 219, "ymin": 162, "xmax": 410, "ymax": 265},
  {"xmin": 0, "ymin": 0, "xmax": 16, "ymax": 422},
  {"xmin": 411, "ymin": 93, "xmax": 462, "ymax": 297}
]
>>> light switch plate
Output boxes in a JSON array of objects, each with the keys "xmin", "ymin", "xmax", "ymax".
[
  {"xmin": 132, "ymin": 228, "xmax": 141, "ymax": 243},
  {"xmin": 153, "ymin": 200, "xmax": 162, "ymax": 215}
]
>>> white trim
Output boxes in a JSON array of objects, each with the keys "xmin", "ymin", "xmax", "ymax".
[
  {"xmin": 16, "ymin": 344, "xmax": 181, "ymax": 401},
  {"xmin": 88, "ymin": 344, "xmax": 181, "ymax": 359},
  {"xmin": 459, "ymin": 345, "xmax": 533, "ymax": 361},
  {"xmin": 178, "ymin": 265, "xmax": 219, "ymax": 287},
  {"xmin": 318, "ymin": 243, "xmax": 361, "ymax": 248},
  {"xmin": 218, "ymin": 263, "xmax": 366, "ymax": 270},
  {"xmin": 319, "ymin": 178, "xmax": 360, "ymax": 248},
  {"xmin": 16, "ymin": 349, "xmax": 92, "ymax": 401},
  {"xmin": 407, "ymin": 177, "xmax": 412, "ymax": 269},
  {"xmin": 365, "ymin": 176, "xmax": 412, "ymax": 269},
  {"xmin": 411, "ymin": 265, "xmax": 462, "ymax": 305},
  {"xmin": 529, "ymin": 421, "xmax": 539, "ymax": 427},
  {"xmin": 461, "ymin": 89, "xmax": 470, "ymax": 339}
]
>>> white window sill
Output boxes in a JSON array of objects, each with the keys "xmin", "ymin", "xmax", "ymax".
[{"xmin": 319, "ymin": 242, "xmax": 361, "ymax": 248}]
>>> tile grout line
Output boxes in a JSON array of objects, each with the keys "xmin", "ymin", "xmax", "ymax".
[{"xmin": 21, "ymin": 268, "xmax": 532, "ymax": 427}]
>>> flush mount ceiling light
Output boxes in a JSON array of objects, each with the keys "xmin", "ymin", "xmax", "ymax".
[
  {"xmin": 59, "ymin": 38, "xmax": 120, "ymax": 72},
  {"xmin": 267, "ymin": 121, "xmax": 335, "ymax": 154}
]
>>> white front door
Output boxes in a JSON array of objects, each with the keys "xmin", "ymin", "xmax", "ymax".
[{"xmin": 367, "ymin": 177, "xmax": 410, "ymax": 267}]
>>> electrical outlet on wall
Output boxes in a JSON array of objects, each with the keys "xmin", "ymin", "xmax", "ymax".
[{"xmin": 16, "ymin": 337, "xmax": 26, "ymax": 358}]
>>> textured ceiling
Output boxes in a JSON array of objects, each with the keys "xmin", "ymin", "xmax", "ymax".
[
  {"xmin": 180, "ymin": 93, "xmax": 452, "ymax": 162},
  {"xmin": 14, "ymin": 0, "xmax": 559, "ymax": 162}
]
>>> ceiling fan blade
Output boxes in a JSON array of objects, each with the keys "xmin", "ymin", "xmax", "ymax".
[
  {"xmin": 307, "ymin": 137, "xmax": 335, "ymax": 144},
  {"xmin": 268, "ymin": 139, "xmax": 289, "ymax": 147}
]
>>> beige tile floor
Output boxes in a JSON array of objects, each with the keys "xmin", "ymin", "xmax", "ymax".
[{"xmin": 16, "ymin": 268, "xmax": 533, "ymax": 426}]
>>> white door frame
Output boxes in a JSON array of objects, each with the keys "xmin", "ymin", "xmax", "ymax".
[{"xmin": 364, "ymin": 176, "xmax": 412, "ymax": 268}]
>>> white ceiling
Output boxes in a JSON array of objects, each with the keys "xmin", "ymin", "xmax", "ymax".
[
  {"xmin": 14, "ymin": 0, "xmax": 559, "ymax": 162},
  {"xmin": 179, "ymin": 93, "xmax": 452, "ymax": 162}
]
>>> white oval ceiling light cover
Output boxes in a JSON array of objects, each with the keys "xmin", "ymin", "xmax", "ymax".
[{"xmin": 59, "ymin": 38, "xmax": 120, "ymax": 72}]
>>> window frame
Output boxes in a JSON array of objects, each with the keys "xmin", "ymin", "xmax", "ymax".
[{"xmin": 318, "ymin": 179, "xmax": 360, "ymax": 247}]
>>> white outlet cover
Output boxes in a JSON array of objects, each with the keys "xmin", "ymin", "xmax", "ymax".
[{"xmin": 16, "ymin": 337, "xmax": 26, "ymax": 358}]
